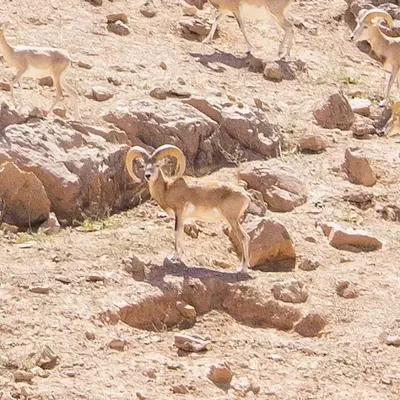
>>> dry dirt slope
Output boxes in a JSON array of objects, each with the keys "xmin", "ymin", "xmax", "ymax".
[{"xmin": 1, "ymin": 0, "xmax": 400, "ymax": 399}]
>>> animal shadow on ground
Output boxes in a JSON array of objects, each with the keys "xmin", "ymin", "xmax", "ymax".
[
  {"xmin": 143, "ymin": 258, "xmax": 253, "ymax": 294},
  {"xmin": 190, "ymin": 50, "xmax": 297, "ymax": 80},
  {"xmin": 189, "ymin": 50, "xmax": 253, "ymax": 72}
]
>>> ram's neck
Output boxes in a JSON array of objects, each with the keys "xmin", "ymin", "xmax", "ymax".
[
  {"xmin": 369, "ymin": 25, "xmax": 390, "ymax": 59},
  {"xmin": 148, "ymin": 171, "xmax": 171, "ymax": 213},
  {"xmin": 0, "ymin": 32, "xmax": 16, "ymax": 65}
]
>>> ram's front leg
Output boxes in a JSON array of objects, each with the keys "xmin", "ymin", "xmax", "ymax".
[{"xmin": 171, "ymin": 211, "xmax": 184, "ymax": 261}]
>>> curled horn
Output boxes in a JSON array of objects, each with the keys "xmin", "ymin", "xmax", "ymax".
[
  {"xmin": 361, "ymin": 9, "xmax": 393, "ymax": 27},
  {"xmin": 152, "ymin": 144, "xmax": 186, "ymax": 178},
  {"xmin": 125, "ymin": 146, "xmax": 150, "ymax": 183}
]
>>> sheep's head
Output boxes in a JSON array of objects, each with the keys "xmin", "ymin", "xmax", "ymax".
[
  {"xmin": 350, "ymin": 9, "xmax": 393, "ymax": 42},
  {"xmin": 125, "ymin": 144, "xmax": 186, "ymax": 183},
  {"xmin": 182, "ymin": 0, "xmax": 207, "ymax": 10}
]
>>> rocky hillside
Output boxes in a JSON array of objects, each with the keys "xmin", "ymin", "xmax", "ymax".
[{"xmin": 1, "ymin": 0, "xmax": 400, "ymax": 399}]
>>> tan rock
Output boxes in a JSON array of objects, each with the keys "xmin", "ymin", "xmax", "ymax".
[
  {"xmin": 329, "ymin": 227, "xmax": 383, "ymax": 252},
  {"xmin": 92, "ymin": 86, "xmax": 114, "ymax": 102},
  {"xmin": 176, "ymin": 301, "xmax": 196, "ymax": 319},
  {"xmin": 179, "ymin": 16, "xmax": 213, "ymax": 37},
  {"xmin": 107, "ymin": 21, "xmax": 130, "ymax": 36},
  {"xmin": 272, "ymin": 279, "xmax": 308, "ymax": 303},
  {"xmin": 38, "ymin": 212, "xmax": 61, "ymax": 235},
  {"xmin": 352, "ymin": 115, "xmax": 377, "ymax": 138},
  {"xmin": 208, "ymin": 362, "xmax": 233, "ymax": 386},
  {"xmin": 106, "ymin": 13, "xmax": 128, "ymax": 24},
  {"xmin": 0, "ymin": 162, "xmax": 50, "ymax": 228},
  {"xmin": 14, "ymin": 370, "xmax": 34, "ymax": 383},
  {"xmin": 109, "ymin": 338, "xmax": 126, "ymax": 351},
  {"xmin": 263, "ymin": 62, "xmax": 283, "ymax": 81},
  {"xmin": 343, "ymin": 147, "xmax": 377, "ymax": 187},
  {"xmin": 294, "ymin": 312, "xmax": 326, "ymax": 337},
  {"xmin": 313, "ymin": 92, "xmax": 354, "ymax": 130},
  {"xmin": 140, "ymin": 0, "xmax": 157, "ymax": 18},
  {"xmin": 0, "ymin": 119, "xmax": 136, "ymax": 224},
  {"xmin": 349, "ymin": 98, "xmax": 371, "ymax": 117},
  {"xmin": 225, "ymin": 215, "xmax": 296, "ymax": 270},
  {"xmin": 298, "ymin": 135, "xmax": 327, "ymax": 153},
  {"xmin": 336, "ymin": 280, "xmax": 359, "ymax": 299},
  {"xmin": 174, "ymin": 334, "xmax": 210, "ymax": 352},
  {"xmin": 239, "ymin": 160, "xmax": 307, "ymax": 212}
]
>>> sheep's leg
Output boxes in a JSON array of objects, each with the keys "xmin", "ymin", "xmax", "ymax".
[
  {"xmin": 268, "ymin": 6, "xmax": 294, "ymax": 59},
  {"xmin": 10, "ymin": 68, "xmax": 27, "ymax": 110},
  {"xmin": 171, "ymin": 212, "xmax": 184, "ymax": 261},
  {"xmin": 227, "ymin": 217, "xmax": 250, "ymax": 273},
  {"xmin": 380, "ymin": 65, "xmax": 398, "ymax": 107},
  {"xmin": 232, "ymin": 9, "xmax": 253, "ymax": 54},
  {"xmin": 48, "ymin": 72, "xmax": 64, "ymax": 116},
  {"xmin": 61, "ymin": 75, "xmax": 80, "ymax": 120},
  {"xmin": 203, "ymin": 12, "xmax": 223, "ymax": 45}
]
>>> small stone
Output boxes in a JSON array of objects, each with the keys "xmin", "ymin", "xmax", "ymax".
[
  {"xmin": 150, "ymin": 87, "xmax": 167, "ymax": 100},
  {"xmin": 107, "ymin": 21, "xmax": 131, "ymax": 36},
  {"xmin": 171, "ymin": 384, "xmax": 189, "ymax": 394},
  {"xmin": 107, "ymin": 13, "xmax": 128, "ymax": 24},
  {"xmin": 143, "ymin": 367, "xmax": 157, "ymax": 379},
  {"xmin": 272, "ymin": 279, "xmax": 308, "ymax": 303},
  {"xmin": 38, "ymin": 212, "xmax": 61, "ymax": 235},
  {"xmin": 29, "ymin": 286, "xmax": 50, "ymax": 295},
  {"xmin": 349, "ymin": 98, "xmax": 371, "ymax": 117},
  {"xmin": 0, "ymin": 81, "xmax": 11, "ymax": 91},
  {"xmin": 92, "ymin": 86, "xmax": 114, "ymax": 102},
  {"xmin": 86, "ymin": 274, "xmax": 105, "ymax": 282},
  {"xmin": 39, "ymin": 76, "xmax": 53, "ymax": 87},
  {"xmin": 35, "ymin": 345, "xmax": 58, "ymax": 370},
  {"xmin": 140, "ymin": 0, "xmax": 157, "ymax": 18},
  {"xmin": 53, "ymin": 107, "xmax": 67, "ymax": 118},
  {"xmin": 386, "ymin": 335, "xmax": 400, "ymax": 347},
  {"xmin": 298, "ymin": 258, "xmax": 320, "ymax": 271},
  {"xmin": 136, "ymin": 392, "xmax": 148, "ymax": 400},
  {"xmin": 160, "ymin": 62, "xmax": 167, "ymax": 70},
  {"xmin": 176, "ymin": 301, "xmax": 197, "ymax": 319},
  {"xmin": 29, "ymin": 107, "xmax": 47, "ymax": 118},
  {"xmin": 343, "ymin": 147, "xmax": 376, "ymax": 187},
  {"xmin": 14, "ymin": 370, "xmax": 34, "ymax": 383},
  {"xmin": 65, "ymin": 370, "xmax": 75, "ymax": 377},
  {"xmin": 0, "ymin": 222, "xmax": 18, "ymax": 234},
  {"xmin": 336, "ymin": 280, "xmax": 359, "ymax": 299},
  {"xmin": 298, "ymin": 135, "xmax": 327, "ymax": 153},
  {"xmin": 294, "ymin": 312, "xmax": 326, "ymax": 337},
  {"xmin": 78, "ymin": 60, "xmax": 92, "ymax": 69},
  {"xmin": 263, "ymin": 62, "xmax": 282, "ymax": 81},
  {"xmin": 182, "ymin": 5, "xmax": 197, "ymax": 16},
  {"xmin": 109, "ymin": 338, "xmax": 126, "ymax": 351},
  {"xmin": 208, "ymin": 362, "xmax": 233, "ymax": 386},
  {"xmin": 55, "ymin": 275, "xmax": 71, "ymax": 285},
  {"xmin": 85, "ymin": 331, "xmax": 96, "ymax": 340},
  {"xmin": 107, "ymin": 76, "xmax": 122, "ymax": 86}
]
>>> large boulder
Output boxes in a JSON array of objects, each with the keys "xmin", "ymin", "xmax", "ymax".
[
  {"xmin": 225, "ymin": 215, "xmax": 296, "ymax": 271},
  {"xmin": 343, "ymin": 147, "xmax": 377, "ymax": 187},
  {"xmin": 313, "ymin": 92, "xmax": 354, "ymax": 130},
  {"xmin": 239, "ymin": 160, "xmax": 307, "ymax": 212},
  {"xmin": 103, "ymin": 97, "xmax": 281, "ymax": 174},
  {"xmin": 0, "ymin": 161, "xmax": 51, "ymax": 228},
  {"xmin": 0, "ymin": 119, "xmax": 140, "ymax": 223}
]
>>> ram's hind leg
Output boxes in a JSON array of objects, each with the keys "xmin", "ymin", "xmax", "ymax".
[
  {"xmin": 268, "ymin": 3, "xmax": 294, "ymax": 59},
  {"xmin": 227, "ymin": 217, "xmax": 250, "ymax": 273},
  {"xmin": 232, "ymin": 8, "xmax": 253, "ymax": 54}
]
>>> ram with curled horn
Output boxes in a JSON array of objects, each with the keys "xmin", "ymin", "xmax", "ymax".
[
  {"xmin": 125, "ymin": 144, "xmax": 251, "ymax": 273},
  {"xmin": 350, "ymin": 8, "xmax": 400, "ymax": 107}
]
